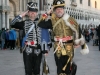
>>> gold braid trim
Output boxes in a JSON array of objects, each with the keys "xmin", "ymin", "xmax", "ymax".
[
  {"xmin": 51, "ymin": 13, "xmax": 71, "ymax": 37},
  {"xmin": 68, "ymin": 17, "xmax": 79, "ymax": 35},
  {"xmin": 62, "ymin": 19, "xmax": 67, "ymax": 37},
  {"xmin": 68, "ymin": 17, "xmax": 79, "ymax": 26},
  {"xmin": 53, "ymin": 4, "xmax": 65, "ymax": 8}
]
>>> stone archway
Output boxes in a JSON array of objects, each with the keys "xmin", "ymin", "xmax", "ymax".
[{"xmin": 9, "ymin": 0, "xmax": 16, "ymax": 20}]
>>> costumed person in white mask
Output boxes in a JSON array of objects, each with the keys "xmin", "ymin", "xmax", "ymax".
[
  {"xmin": 10, "ymin": 2, "xmax": 52, "ymax": 75},
  {"xmin": 38, "ymin": 0, "xmax": 89, "ymax": 75}
]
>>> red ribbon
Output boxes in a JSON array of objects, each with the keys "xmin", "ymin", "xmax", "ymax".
[{"xmin": 31, "ymin": 41, "xmax": 34, "ymax": 45}]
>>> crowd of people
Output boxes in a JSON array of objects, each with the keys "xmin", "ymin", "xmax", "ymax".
[
  {"xmin": 82, "ymin": 25, "xmax": 100, "ymax": 51},
  {"xmin": 0, "ymin": 28, "xmax": 23, "ymax": 50},
  {"xmin": 1, "ymin": 26, "xmax": 100, "ymax": 51}
]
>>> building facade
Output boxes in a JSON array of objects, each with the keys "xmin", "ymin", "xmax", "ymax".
[
  {"xmin": 0, "ymin": 0, "xmax": 100, "ymax": 29},
  {"xmin": 47, "ymin": 0, "xmax": 100, "ymax": 29},
  {"xmin": 0, "ymin": 0, "xmax": 42, "ymax": 29}
]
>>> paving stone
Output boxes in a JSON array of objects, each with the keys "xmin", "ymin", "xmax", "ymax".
[{"xmin": 0, "ymin": 41, "xmax": 100, "ymax": 75}]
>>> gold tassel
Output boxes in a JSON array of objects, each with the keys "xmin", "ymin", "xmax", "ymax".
[{"xmin": 61, "ymin": 46, "xmax": 67, "ymax": 55}]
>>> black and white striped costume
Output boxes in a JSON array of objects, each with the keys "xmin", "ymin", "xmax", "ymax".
[
  {"xmin": 11, "ymin": 16, "xmax": 41, "ymax": 46},
  {"xmin": 10, "ymin": 15, "xmax": 42, "ymax": 75},
  {"xmin": 24, "ymin": 19, "xmax": 41, "ymax": 44}
]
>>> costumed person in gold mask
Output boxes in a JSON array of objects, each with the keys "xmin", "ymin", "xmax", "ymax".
[{"xmin": 38, "ymin": 0, "xmax": 89, "ymax": 75}]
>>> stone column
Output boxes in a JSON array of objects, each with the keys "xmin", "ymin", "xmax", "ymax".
[
  {"xmin": 26, "ymin": 0, "xmax": 28, "ymax": 4},
  {"xmin": 7, "ymin": 0, "xmax": 9, "ymax": 6},
  {"xmin": 5, "ymin": 0, "xmax": 10, "ymax": 29},
  {"xmin": 22, "ymin": 0, "xmax": 25, "ymax": 11},
  {"xmin": 83, "ymin": 11, "xmax": 85, "ymax": 20},
  {"xmin": 2, "ymin": 11, "xmax": 6, "ymax": 28},
  {"xmin": 20, "ymin": 0, "xmax": 22, "ymax": 11},
  {"xmin": 40, "ymin": 0, "xmax": 43, "ymax": 10},
  {"xmin": 37, "ymin": 0, "xmax": 40, "ymax": 11},
  {"xmin": 0, "ymin": 0, "xmax": 1, "ymax": 5},
  {"xmin": 2, "ymin": 0, "xmax": 5, "ymax": 5},
  {"xmin": 79, "ymin": 13, "xmax": 80, "ymax": 20},
  {"xmin": 6, "ymin": 12, "xmax": 9, "ymax": 29},
  {"xmin": 0, "ymin": 0, "xmax": 2, "ymax": 29},
  {"xmin": 0, "ymin": 13, "xmax": 1, "ymax": 29},
  {"xmin": 76, "ymin": 13, "xmax": 78, "ymax": 20},
  {"xmin": 24, "ymin": 0, "xmax": 26, "ymax": 11}
]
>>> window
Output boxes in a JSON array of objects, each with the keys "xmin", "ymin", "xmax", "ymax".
[
  {"xmin": 80, "ymin": 0, "xmax": 82, "ymax": 4},
  {"xmin": 95, "ymin": 1, "xmax": 97, "ymax": 8},
  {"xmin": 88, "ymin": 0, "xmax": 91, "ymax": 6}
]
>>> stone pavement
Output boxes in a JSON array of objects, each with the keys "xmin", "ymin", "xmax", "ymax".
[{"xmin": 0, "ymin": 41, "xmax": 100, "ymax": 75}]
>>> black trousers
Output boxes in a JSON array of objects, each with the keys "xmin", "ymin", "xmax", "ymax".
[
  {"xmin": 23, "ymin": 48, "xmax": 42, "ymax": 75},
  {"xmin": 9, "ymin": 40, "xmax": 16, "ymax": 49},
  {"xmin": 4, "ymin": 39, "xmax": 9, "ymax": 48},
  {"xmin": 54, "ymin": 54, "xmax": 77, "ymax": 75},
  {"xmin": 54, "ymin": 54, "xmax": 71, "ymax": 75}
]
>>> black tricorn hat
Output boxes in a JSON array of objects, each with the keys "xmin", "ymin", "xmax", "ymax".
[
  {"xmin": 52, "ymin": 0, "xmax": 65, "ymax": 8},
  {"xmin": 27, "ymin": 2, "xmax": 38, "ymax": 12}
]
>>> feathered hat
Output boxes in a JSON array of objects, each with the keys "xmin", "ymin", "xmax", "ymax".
[{"xmin": 27, "ymin": 2, "xmax": 38, "ymax": 12}]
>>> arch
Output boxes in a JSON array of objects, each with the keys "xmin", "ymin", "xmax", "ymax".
[
  {"xmin": 9, "ymin": 0, "xmax": 17, "ymax": 19},
  {"xmin": 9, "ymin": 0, "xmax": 16, "ymax": 12}
]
